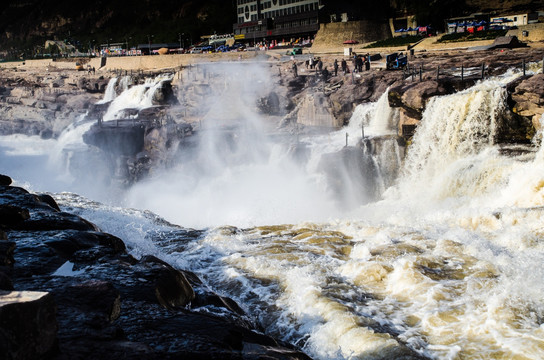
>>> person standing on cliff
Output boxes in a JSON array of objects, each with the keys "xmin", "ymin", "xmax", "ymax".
[
  {"xmin": 333, "ymin": 59, "xmax": 339, "ymax": 76},
  {"xmin": 341, "ymin": 59, "xmax": 347, "ymax": 74},
  {"xmin": 292, "ymin": 61, "xmax": 298, "ymax": 77}
]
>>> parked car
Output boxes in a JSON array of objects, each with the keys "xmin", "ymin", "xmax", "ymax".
[
  {"xmin": 386, "ymin": 52, "xmax": 408, "ymax": 70},
  {"xmin": 231, "ymin": 43, "xmax": 246, "ymax": 51},
  {"xmin": 285, "ymin": 47, "xmax": 303, "ymax": 55}
]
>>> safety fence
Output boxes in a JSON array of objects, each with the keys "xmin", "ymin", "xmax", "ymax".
[{"xmin": 402, "ymin": 57, "xmax": 544, "ymax": 81}]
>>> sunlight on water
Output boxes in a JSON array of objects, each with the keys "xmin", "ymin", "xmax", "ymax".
[{"xmin": 2, "ymin": 62, "xmax": 544, "ymax": 360}]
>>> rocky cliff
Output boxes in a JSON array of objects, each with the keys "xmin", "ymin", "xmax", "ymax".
[
  {"xmin": 0, "ymin": 63, "xmax": 108, "ymax": 138},
  {"xmin": 2, "ymin": 47, "xmax": 544, "ymax": 186}
]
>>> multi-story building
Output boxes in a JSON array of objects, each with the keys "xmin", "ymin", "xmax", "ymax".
[
  {"xmin": 233, "ymin": 0, "xmax": 323, "ymax": 46},
  {"xmin": 489, "ymin": 13, "xmax": 539, "ymax": 27}
]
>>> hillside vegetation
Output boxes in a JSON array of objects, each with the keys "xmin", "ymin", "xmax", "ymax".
[
  {"xmin": 0, "ymin": 0, "xmax": 541, "ymax": 56},
  {"xmin": 0, "ymin": 0, "xmax": 235, "ymax": 52}
]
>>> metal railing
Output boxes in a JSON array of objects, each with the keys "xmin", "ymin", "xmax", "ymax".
[{"xmin": 402, "ymin": 56, "xmax": 544, "ymax": 82}]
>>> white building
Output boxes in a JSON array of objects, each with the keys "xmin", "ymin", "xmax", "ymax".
[
  {"xmin": 490, "ymin": 13, "xmax": 539, "ymax": 27},
  {"xmin": 233, "ymin": 0, "xmax": 323, "ymax": 45}
]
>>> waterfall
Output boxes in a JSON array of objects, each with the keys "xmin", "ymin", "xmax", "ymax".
[
  {"xmin": 403, "ymin": 81, "xmax": 506, "ymax": 177},
  {"xmin": 102, "ymin": 74, "xmax": 173, "ymax": 121},
  {"xmin": 302, "ymin": 90, "xmax": 402, "ymax": 207},
  {"xmin": 119, "ymin": 75, "xmax": 133, "ymax": 92},
  {"xmin": 97, "ymin": 77, "xmax": 118, "ymax": 104},
  {"xmin": 382, "ymin": 73, "xmax": 543, "ymax": 210},
  {"xmin": 345, "ymin": 88, "xmax": 397, "ymax": 137}
]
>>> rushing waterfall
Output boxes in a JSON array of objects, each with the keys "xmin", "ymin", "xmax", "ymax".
[
  {"xmin": 310, "ymin": 89, "xmax": 402, "ymax": 202},
  {"xmin": 118, "ymin": 75, "xmax": 133, "ymax": 92},
  {"xmin": 2, "ymin": 63, "xmax": 543, "ymax": 360},
  {"xmin": 102, "ymin": 73, "xmax": 173, "ymax": 121},
  {"xmin": 97, "ymin": 77, "xmax": 118, "ymax": 104}
]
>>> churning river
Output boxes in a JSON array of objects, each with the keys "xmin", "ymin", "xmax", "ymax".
[{"xmin": 1, "ymin": 62, "xmax": 543, "ymax": 360}]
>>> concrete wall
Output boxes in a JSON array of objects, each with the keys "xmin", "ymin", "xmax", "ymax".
[
  {"xmin": 507, "ymin": 23, "xmax": 544, "ymax": 43},
  {"xmin": 0, "ymin": 58, "xmax": 78, "ymax": 70},
  {"xmin": 311, "ymin": 20, "xmax": 392, "ymax": 52},
  {"xmin": 0, "ymin": 52, "xmax": 260, "ymax": 72}
]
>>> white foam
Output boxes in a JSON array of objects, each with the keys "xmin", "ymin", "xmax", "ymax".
[{"xmin": 52, "ymin": 261, "xmax": 86, "ymax": 276}]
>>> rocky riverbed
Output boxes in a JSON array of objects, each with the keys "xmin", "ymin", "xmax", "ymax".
[
  {"xmin": 0, "ymin": 173, "xmax": 314, "ymax": 359},
  {"xmin": 2, "ymin": 46, "xmax": 544, "ymax": 187},
  {"xmin": 1, "ymin": 44, "xmax": 544, "ymax": 359},
  {"xmin": 2, "ymin": 46, "xmax": 544, "ymax": 140}
]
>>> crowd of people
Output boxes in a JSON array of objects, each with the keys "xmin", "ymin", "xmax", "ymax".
[{"xmin": 291, "ymin": 52, "xmax": 372, "ymax": 79}]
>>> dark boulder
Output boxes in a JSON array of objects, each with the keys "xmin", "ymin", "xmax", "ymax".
[
  {"xmin": 53, "ymin": 280, "xmax": 121, "ymax": 328},
  {"xmin": 258, "ymin": 91, "xmax": 281, "ymax": 115},
  {"xmin": 83, "ymin": 122, "xmax": 146, "ymax": 157},
  {"xmin": 151, "ymin": 80, "xmax": 178, "ymax": 105},
  {"xmin": 0, "ymin": 174, "xmax": 12, "ymax": 186},
  {"xmin": 137, "ymin": 255, "xmax": 195, "ymax": 309},
  {"xmin": 0, "ymin": 271, "xmax": 13, "ymax": 290},
  {"xmin": 8, "ymin": 232, "xmax": 68, "ymax": 277},
  {"xmin": 45, "ymin": 230, "xmax": 126, "ymax": 259},
  {"xmin": 55, "ymin": 339, "xmax": 155, "ymax": 360},
  {"xmin": 0, "ymin": 290, "xmax": 58, "ymax": 360},
  {"xmin": 0, "ymin": 241, "xmax": 16, "ymax": 267},
  {"xmin": 0, "ymin": 205, "xmax": 30, "ymax": 228},
  {"xmin": 36, "ymin": 194, "xmax": 61, "ymax": 211},
  {"xmin": 13, "ymin": 210, "xmax": 99, "ymax": 232},
  {"xmin": 130, "ymin": 312, "xmax": 312, "ymax": 360},
  {"xmin": 0, "ymin": 185, "xmax": 98, "ymax": 232},
  {"xmin": 194, "ymin": 293, "xmax": 246, "ymax": 316}
]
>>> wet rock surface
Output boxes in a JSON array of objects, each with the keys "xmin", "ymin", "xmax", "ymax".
[
  {"xmin": 0, "ymin": 290, "xmax": 58, "ymax": 360},
  {"xmin": 278, "ymin": 47, "xmax": 544, "ymax": 132},
  {"xmin": 0, "ymin": 173, "xmax": 313, "ymax": 359},
  {"xmin": 511, "ymin": 73, "xmax": 544, "ymax": 129}
]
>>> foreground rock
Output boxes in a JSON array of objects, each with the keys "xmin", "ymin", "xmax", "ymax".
[
  {"xmin": 0, "ymin": 290, "xmax": 57, "ymax": 359},
  {"xmin": 0, "ymin": 174, "xmax": 312, "ymax": 359}
]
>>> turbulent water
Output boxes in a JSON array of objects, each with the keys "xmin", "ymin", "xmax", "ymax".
[{"xmin": 1, "ymin": 62, "xmax": 544, "ymax": 360}]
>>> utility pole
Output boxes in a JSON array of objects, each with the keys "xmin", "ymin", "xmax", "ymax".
[
  {"xmin": 147, "ymin": 34, "xmax": 153, "ymax": 55},
  {"xmin": 178, "ymin": 33, "xmax": 182, "ymax": 53}
]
